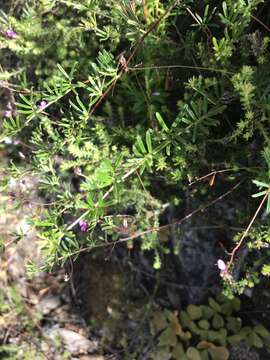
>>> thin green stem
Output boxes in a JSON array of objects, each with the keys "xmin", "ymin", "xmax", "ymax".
[{"xmin": 129, "ymin": 64, "xmax": 234, "ymax": 75}]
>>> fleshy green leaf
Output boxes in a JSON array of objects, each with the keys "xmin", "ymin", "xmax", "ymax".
[
  {"xmin": 187, "ymin": 304, "xmax": 202, "ymax": 320},
  {"xmin": 208, "ymin": 346, "xmax": 229, "ymax": 360}
]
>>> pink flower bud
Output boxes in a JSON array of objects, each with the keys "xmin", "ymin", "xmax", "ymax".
[
  {"xmin": 5, "ymin": 29, "xmax": 17, "ymax": 39},
  {"xmin": 4, "ymin": 109, "xmax": 12, "ymax": 118},
  {"xmin": 38, "ymin": 100, "xmax": 47, "ymax": 111},
  {"xmin": 217, "ymin": 259, "xmax": 226, "ymax": 271},
  {"xmin": 79, "ymin": 220, "xmax": 88, "ymax": 232}
]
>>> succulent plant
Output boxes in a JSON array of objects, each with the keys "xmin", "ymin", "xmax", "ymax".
[{"xmin": 150, "ymin": 294, "xmax": 270, "ymax": 359}]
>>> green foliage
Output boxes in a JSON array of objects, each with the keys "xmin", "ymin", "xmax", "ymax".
[
  {"xmin": 150, "ymin": 295, "xmax": 270, "ymax": 359},
  {"xmin": 0, "ymin": 344, "xmax": 47, "ymax": 360},
  {"xmin": 1, "ymin": 0, "xmax": 270, "ymax": 297},
  {"xmin": 0, "ymin": 286, "xmax": 41, "ymax": 335}
]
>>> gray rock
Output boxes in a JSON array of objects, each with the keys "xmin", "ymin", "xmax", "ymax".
[
  {"xmin": 47, "ymin": 328, "xmax": 98, "ymax": 355},
  {"xmin": 36, "ymin": 295, "xmax": 61, "ymax": 315}
]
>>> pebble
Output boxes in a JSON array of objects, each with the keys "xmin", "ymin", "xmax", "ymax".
[
  {"xmin": 47, "ymin": 328, "xmax": 98, "ymax": 354},
  {"xmin": 36, "ymin": 295, "xmax": 61, "ymax": 315}
]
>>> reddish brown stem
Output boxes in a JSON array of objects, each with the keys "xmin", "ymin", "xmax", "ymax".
[
  {"xmin": 227, "ymin": 187, "xmax": 270, "ymax": 271},
  {"xmin": 59, "ymin": 181, "xmax": 241, "ymax": 261},
  {"xmin": 87, "ymin": 0, "xmax": 180, "ymax": 118}
]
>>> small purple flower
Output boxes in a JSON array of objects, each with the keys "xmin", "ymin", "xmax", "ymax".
[
  {"xmin": 38, "ymin": 100, "xmax": 47, "ymax": 111},
  {"xmin": 79, "ymin": 220, "xmax": 88, "ymax": 232},
  {"xmin": 4, "ymin": 109, "xmax": 12, "ymax": 118},
  {"xmin": 5, "ymin": 29, "xmax": 17, "ymax": 39},
  {"xmin": 4, "ymin": 102, "xmax": 12, "ymax": 118}
]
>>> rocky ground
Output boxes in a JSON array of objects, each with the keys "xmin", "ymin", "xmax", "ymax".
[{"xmin": 0, "ymin": 170, "xmax": 108, "ymax": 360}]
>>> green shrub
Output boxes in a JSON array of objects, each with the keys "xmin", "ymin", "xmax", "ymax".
[{"xmin": 1, "ymin": 0, "xmax": 270, "ymax": 296}]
